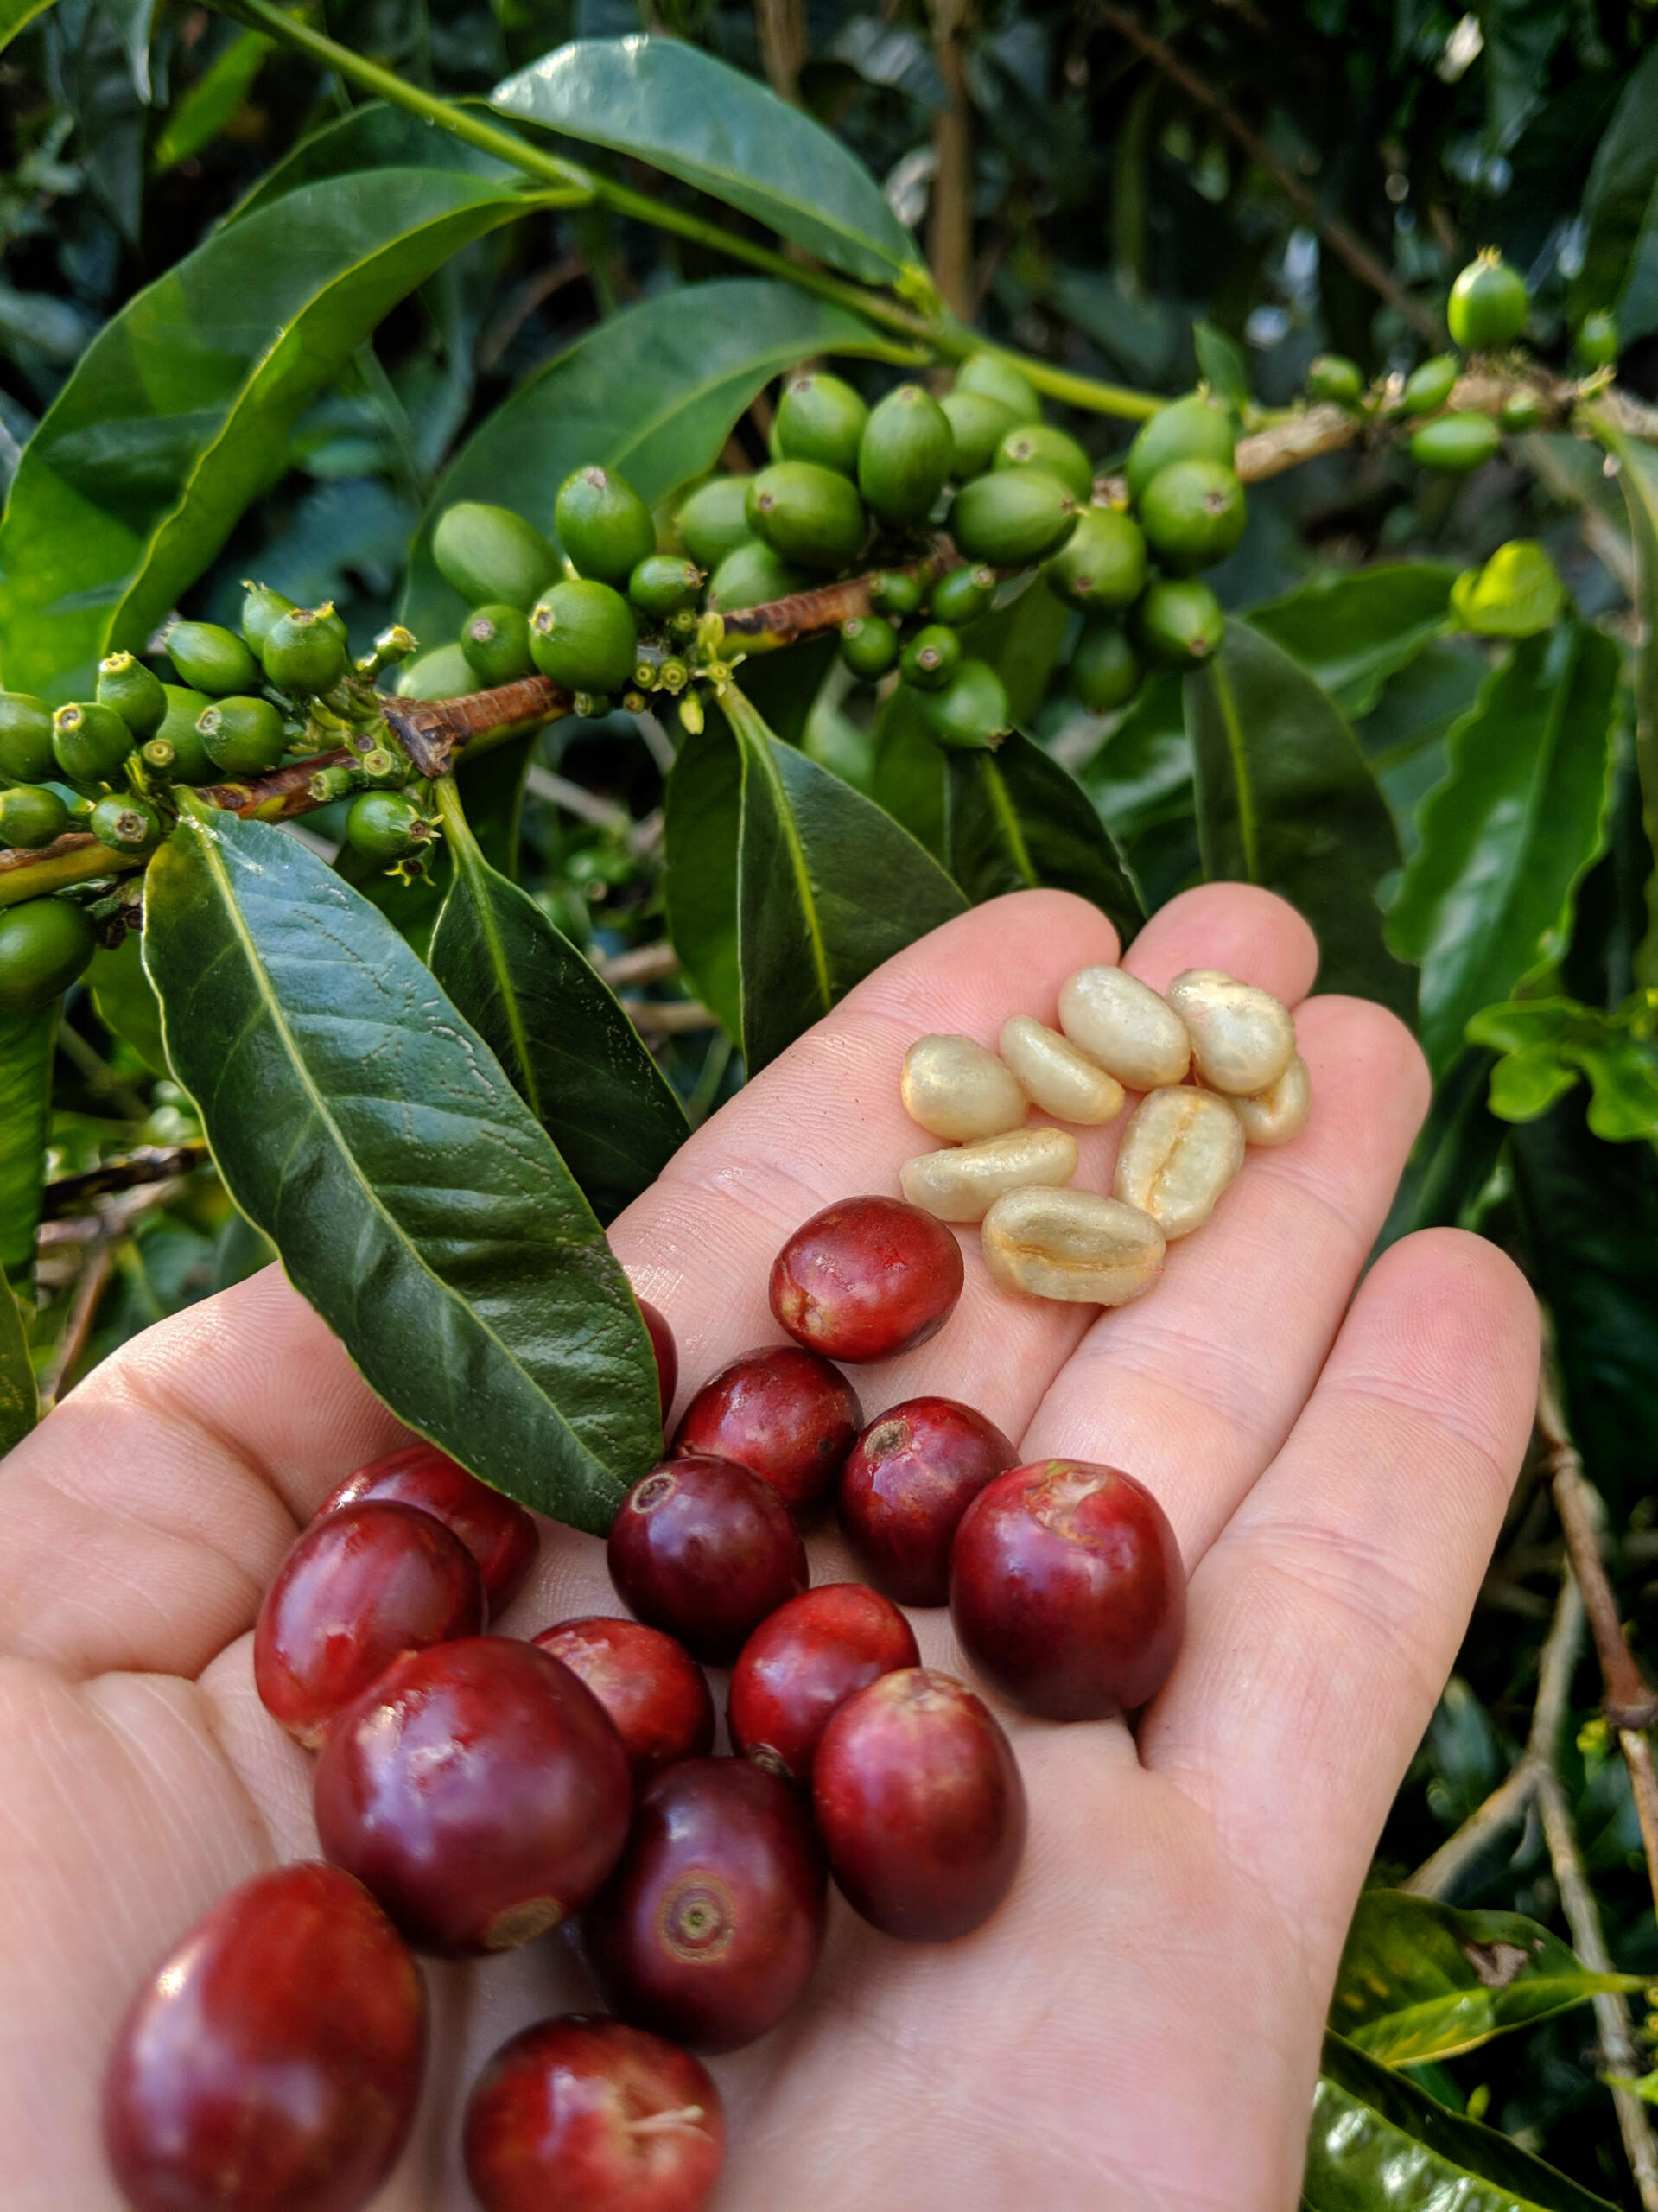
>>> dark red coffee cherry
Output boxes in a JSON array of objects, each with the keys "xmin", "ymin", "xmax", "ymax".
[
  {"xmin": 317, "ymin": 1442, "xmax": 538, "ymax": 1618},
  {"xmin": 314, "ymin": 1637, "xmax": 632, "ymax": 1955},
  {"xmin": 464, "ymin": 2014, "xmax": 724, "ymax": 2212},
  {"xmin": 839, "ymin": 1396, "xmax": 1017, "ymax": 1605},
  {"xmin": 607, "ymin": 1456, "xmax": 808, "ymax": 1665},
  {"xmin": 769, "ymin": 1195, "xmax": 965, "ymax": 1363},
  {"xmin": 671, "ymin": 1344, "xmax": 862, "ymax": 1515},
  {"xmin": 727, "ymin": 1583, "xmax": 918, "ymax": 1784},
  {"xmin": 585, "ymin": 1758, "xmax": 828, "ymax": 2052},
  {"xmin": 103, "ymin": 1862, "xmax": 424, "ymax": 2212},
  {"xmin": 254, "ymin": 1502, "xmax": 485, "ymax": 1745},
  {"xmin": 812, "ymin": 1668, "xmax": 1026, "ymax": 1942},
  {"xmin": 949, "ymin": 1460, "xmax": 1185, "ymax": 1720},
  {"xmin": 640, "ymin": 1299, "xmax": 678, "ymax": 1420},
  {"xmin": 534, "ymin": 1616, "xmax": 715, "ymax": 1785}
]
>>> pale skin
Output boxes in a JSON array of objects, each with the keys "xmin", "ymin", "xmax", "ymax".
[{"xmin": 0, "ymin": 883, "xmax": 1540, "ymax": 2212}]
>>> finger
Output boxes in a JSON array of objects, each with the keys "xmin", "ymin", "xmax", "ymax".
[{"xmin": 1140, "ymin": 1229, "xmax": 1539, "ymax": 1966}]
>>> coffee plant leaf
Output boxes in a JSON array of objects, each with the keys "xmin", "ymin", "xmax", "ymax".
[
  {"xmin": 229, "ymin": 99, "xmax": 526, "ymax": 219},
  {"xmin": 1571, "ymin": 41, "xmax": 1658, "ymax": 335},
  {"xmin": 723, "ymin": 683, "xmax": 967, "ymax": 1071},
  {"xmin": 1077, "ymin": 670, "xmax": 1200, "ymax": 912},
  {"xmin": 944, "ymin": 728, "xmax": 1144, "ymax": 941},
  {"xmin": 664, "ymin": 707, "xmax": 743, "ymax": 1042},
  {"xmin": 1591, "ymin": 416, "xmax": 1658, "ymax": 982},
  {"xmin": 871, "ymin": 682, "xmax": 949, "ymax": 860},
  {"xmin": 89, "ymin": 931, "xmax": 167, "ymax": 1078},
  {"xmin": 0, "ymin": 168, "xmax": 536, "ymax": 702},
  {"xmin": 0, "ymin": 0, "xmax": 53, "ymax": 59},
  {"xmin": 1388, "ymin": 621, "xmax": 1618, "ymax": 1076},
  {"xmin": 0, "ymin": 1273, "xmax": 35, "ymax": 1454},
  {"xmin": 492, "ymin": 35, "xmax": 924, "ymax": 289},
  {"xmin": 1374, "ymin": 1047, "xmax": 1507, "ymax": 1255},
  {"xmin": 0, "ymin": 1006, "xmax": 54, "ymax": 1281},
  {"xmin": 1192, "ymin": 321, "xmax": 1250, "ymax": 414},
  {"xmin": 1185, "ymin": 620, "xmax": 1413, "ymax": 1016},
  {"xmin": 143, "ymin": 804, "xmax": 661, "ymax": 1534},
  {"xmin": 151, "ymin": 29, "xmax": 276, "ymax": 179},
  {"xmin": 1248, "ymin": 564, "xmax": 1459, "ymax": 720},
  {"xmin": 429, "ymin": 787, "xmax": 689, "ymax": 1224},
  {"xmin": 1306, "ymin": 2033, "xmax": 1618, "ymax": 2211},
  {"xmin": 958, "ymin": 575, "xmax": 1071, "ymax": 728},
  {"xmin": 402, "ymin": 278, "xmax": 899, "ymax": 641},
  {"xmin": 1330, "ymin": 1891, "xmax": 1642, "ymax": 2066},
  {"xmin": 1469, "ymin": 995, "xmax": 1658, "ymax": 1140}
]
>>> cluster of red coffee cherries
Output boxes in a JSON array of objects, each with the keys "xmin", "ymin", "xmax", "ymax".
[{"xmin": 102, "ymin": 1192, "xmax": 1185, "ymax": 2212}]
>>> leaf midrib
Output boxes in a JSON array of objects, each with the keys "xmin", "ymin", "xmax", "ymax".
[
  {"xmin": 438, "ymin": 785, "xmax": 544, "ymax": 1126},
  {"xmin": 1208, "ymin": 651, "xmax": 1262, "ymax": 883},
  {"xmin": 734, "ymin": 695, "xmax": 833, "ymax": 1014}
]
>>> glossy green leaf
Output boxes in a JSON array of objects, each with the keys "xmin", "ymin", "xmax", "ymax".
[
  {"xmin": 0, "ymin": 0, "xmax": 54, "ymax": 56},
  {"xmin": 0, "ymin": 169, "xmax": 535, "ymax": 702},
  {"xmin": 1331, "ymin": 1890, "xmax": 1641, "ymax": 2066},
  {"xmin": 1077, "ymin": 670, "xmax": 1199, "ymax": 911},
  {"xmin": 944, "ymin": 728, "xmax": 1144, "ymax": 941},
  {"xmin": 143, "ymin": 804, "xmax": 660, "ymax": 1535},
  {"xmin": 1468, "ymin": 995, "xmax": 1658, "ymax": 1141},
  {"xmin": 151, "ymin": 29, "xmax": 273, "ymax": 176},
  {"xmin": 960, "ymin": 578, "xmax": 1071, "ymax": 729},
  {"xmin": 1375, "ymin": 1048, "xmax": 1507, "ymax": 1258},
  {"xmin": 1591, "ymin": 414, "xmax": 1658, "ymax": 983},
  {"xmin": 1449, "ymin": 542, "xmax": 1566, "ymax": 639},
  {"xmin": 870, "ymin": 683, "xmax": 948, "ymax": 859},
  {"xmin": 1572, "ymin": 42, "xmax": 1658, "ymax": 336},
  {"xmin": 725, "ymin": 683, "xmax": 967, "ymax": 1071},
  {"xmin": 492, "ymin": 35, "xmax": 924, "ymax": 289},
  {"xmin": 1306, "ymin": 2032, "xmax": 1617, "ymax": 2211},
  {"xmin": 1193, "ymin": 321, "xmax": 1249, "ymax": 411},
  {"xmin": 429, "ymin": 782, "xmax": 688, "ymax": 1224},
  {"xmin": 0, "ymin": 1005, "xmax": 54, "ymax": 1280},
  {"xmin": 0, "ymin": 1272, "xmax": 36, "ymax": 1455},
  {"xmin": 1388, "ymin": 623, "xmax": 1618, "ymax": 1076},
  {"xmin": 228, "ymin": 99, "xmax": 526, "ymax": 219},
  {"xmin": 89, "ymin": 930, "xmax": 167, "ymax": 1077},
  {"xmin": 664, "ymin": 708, "xmax": 743, "ymax": 1043},
  {"xmin": 1185, "ymin": 620, "xmax": 1413, "ymax": 1015},
  {"xmin": 1248, "ymin": 564, "xmax": 1458, "ymax": 719}
]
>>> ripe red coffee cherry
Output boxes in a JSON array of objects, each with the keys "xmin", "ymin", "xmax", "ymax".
[
  {"xmin": 607, "ymin": 1456, "xmax": 809, "ymax": 1664},
  {"xmin": 770, "ymin": 1195, "xmax": 965, "ymax": 1363},
  {"xmin": 317, "ymin": 1441, "xmax": 538, "ymax": 1618},
  {"xmin": 813, "ymin": 1669, "xmax": 1026, "ymax": 1942},
  {"xmin": 464, "ymin": 2014, "xmax": 724, "ymax": 2212},
  {"xmin": 103, "ymin": 1862, "xmax": 424, "ymax": 2212},
  {"xmin": 586, "ymin": 1758, "xmax": 828, "ymax": 2052},
  {"xmin": 314, "ymin": 1637, "xmax": 632, "ymax": 1955},
  {"xmin": 534, "ymin": 1616, "xmax": 715, "ymax": 1785},
  {"xmin": 728, "ymin": 1582, "xmax": 919, "ymax": 1783},
  {"xmin": 671, "ymin": 1344, "xmax": 862, "ymax": 1514},
  {"xmin": 254, "ymin": 1502, "xmax": 485, "ymax": 1745},
  {"xmin": 640, "ymin": 1299, "xmax": 678, "ymax": 1419},
  {"xmin": 950, "ymin": 1460, "xmax": 1185, "ymax": 1720},
  {"xmin": 839, "ymin": 1395, "xmax": 1017, "ymax": 1605}
]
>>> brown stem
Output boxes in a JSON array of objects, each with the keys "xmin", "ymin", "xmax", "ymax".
[
  {"xmin": 720, "ymin": 539, "xmax": 955, "ymax": 645},
  {"xmin": 41, "ymin": 1144, "xmax": 210, "ymax": 1218},
  {"xmin": 928, "ymin": 0, "xmax": 975, "ymax": 319},
  {"xmin": 754, "ymin": 0, "xmax": 808, "ymax": 102},
  {"xmin": 37, "ymin": 1242, "xmax": 113, "ymax": 1412},
  {"xmin": 381, "ymin": 674, "xmax": 572, "ymax": 779}
]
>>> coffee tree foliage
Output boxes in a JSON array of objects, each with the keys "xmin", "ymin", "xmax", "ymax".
[{"xmin": 2, "ymin": 0, "xmax": 1658, "ymax": 2198}]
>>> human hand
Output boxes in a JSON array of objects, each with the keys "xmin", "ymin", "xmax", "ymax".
[{"xmin": 0, "ymin": 883, "xmax": 1539, "ymax": 2210}]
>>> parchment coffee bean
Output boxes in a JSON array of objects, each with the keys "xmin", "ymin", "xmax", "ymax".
[
  {"xmin": 1114, "ymin": 1087, "xmax": 1245, "ymax": 1240},
  {"xmin": 999, "ymin": 1016, "xmax": 1124, "ymax": 1125},
  {"xmin": 901, "ymin": 1034, "xmax": 1027, "ymax": 1141},
  {"xmin": 900, "ymin": 1128, "xmax": 1078, "ymax": 1224},
  {"xmin": 981, "ymin": 1188, "xmax": 1165, "ymax": 1306},
  {"xmin": 1166, "ymin": 969, "xmax": 1295, "ymax": 1096},
  {"xmin": 1228, "ymin": 1054, "xmax": 1312, "ymax": 1147},
  {"xmin": 1056, "ymin": 967, "xmax": 1191, "ymax": 1091}
]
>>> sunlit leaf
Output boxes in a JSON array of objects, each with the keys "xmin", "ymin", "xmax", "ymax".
[
  {"xmin": 664, "ymin": 706, "xmax": 742, "ymax": 1042},
  {"xmin": 0, "ymin": 1004, "xmax": 54, "ymax": 1280}
]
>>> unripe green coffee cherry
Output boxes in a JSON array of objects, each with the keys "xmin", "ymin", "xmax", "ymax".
[
  {"xmin": 1400, "ymin": 354, "xmax": 1458, "ymax": 416},
  {"xmin": 858, "ymin": 385, "xmax": 955, "ymax": 528},
  {"xmin": 949, "ymin": 468, "xmax": 1077, "ymax": 566},
  {"xmin": 1138, "ymin": 577, "xmax": 1225, "ymax": 664},
  {"xmin": 900, "ymin": 625, "xmax": 962, "ymax": 692},
  {"xmin": 460, "ymin": 603, "xmax": 534, "ymax": 686},
  {"xmin": 53, "ymin": 701, "xmax": 133, "ymax": 785},
  {"xmin": 166, "ymin": 620, "xmax": 259, "ymax": 696},
  {"xmin": 573, "ymin": 692, "xmax": 616, "ymax": 720},
  {"xmin": 555, "ymin": 467, "xmax": 657, "ymax": 586},
  {"xmin": 433, "ymin": 501, "xmax": 559, "ymax": 610},
  {"xmin": 955, "ymin": 352, "xmax": 1042, "ymax": 425},
  {"xmin": 1124, "ymin": 392, "xmax": 1236, "ymax": 503},
  {"xmin": 146, "ymin": 687, "xmax": 215, "ymax": 782},
  {"xmin": 529, "ymin": 580, "xmax": 639, "ymax": 693},
  {"xmin": 1138, "ymin": 459, "xmax": 1247, "ymax": 572},
  {"xmin": 705, "ymin": 541, "xmax": 809, "ymax": 613},
  {"xmin": 1447, "ymin": 250, "xmax": 1527, "ymax": 351},
  {"xmin": 196, "ymin": 696, "xmax": 286, "ymax": 777},
  {"xmin": 259, "ymin": 607, "xmax": 349, "ymax": 693},
  {"xmin": 628, "ymin": 555, "xmax": 703, "ymax": 617},
  {"xmin": 746, "ymin": 461, "xmax": 868, "ymax": 572},
  {"xmin": 1072, "ymin": 624, "xmax": 1142, "ymax": 713},
  {"xmin": 0, "ymin": 692, "xmax": 57, "ymax": 785},
  {"xmin": 356, "ymin": 747, "xmax": 408, "ymax": 787},
  {"xmin": 774, "ymin": 372, "xmax": 869, "ymax": 477},
  {"xmin": 0, "ymin": 897, "xmax": 97, "ymax": 1012},
  {"xmin": 939, "ymin": 390, "xmax": 1020, "ymax": 481},
  {"xmin": 1409, "ymin": 411, "xmax": 1502, "ymax": 474},
  {"xmin": 0, "ymin": 785, "xmax": 69, "ymax": 849},
  {"xmin": 840, "ymin": 615, "xmax": 900, "ymax": 681},
  {"xmin": 1577, "ymin": 310, "xmax": 1619, "ymax": 369},
  {"xmin": 676, "ymin": 477, "xmax": 754, "ymax": 571},
  {"xmin": 346, "ymin": 790, "xmax": 429, "ymax": 863},
  {"xmin": 928, "ymin": 564, "xmax": 995, "ymax": 626},
  {"xmin": 90, "ymin": 792, "xmax": 163, "ymax": 856},
  {"xmin": 1498, "ymin": 389, "xmax": 1545, "ymax": 433},
  {"xmin": 1045, "ymin": 506, "xmax": 1147, "ymax": 613},
  {"xmin": 96, "ymin": 652, "xmax": 168, "ymax": 737},
  {"xmin": 993, "ymin": 423, "xmax": 1094, "ymax": 504},
  {"xmin": 919, "ymin": 658, "xmax": 1011, "ymax": 751},
  {"xmin": 395, "ymin": 644, "xmax": 474, "ymax": 701},
  {"xmin": 868, "ymin": 569, "xmax": 925, "ymax": 619},
  {"xmin": 1307, "ymin": 354, "xmax": 1364, "ymax": 406},
  {"xmin": 240, "ymin": 582, "xmax": 298, "ymax": 652}
]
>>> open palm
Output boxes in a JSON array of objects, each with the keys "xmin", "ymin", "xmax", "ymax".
[{"xmin": 0, "ymin": 883, "xmax": 1538, "ymax": 2212}]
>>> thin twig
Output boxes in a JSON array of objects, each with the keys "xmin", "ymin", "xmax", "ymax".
[
  {"xmin": 599, "ymin": 942, "xmax": 678, "ymax": 987},
  {"xmin": 37, "ymin": 1242, "xmax": 114, "ymax": 1411},
  {"xmin": 927, "ymin": 0, "xmax": 975, "ymax": 318},
  {"xmin": 523, "ymin": 766, "xmax": 633, "ymax": 836},
  {"xmin": 754, "ymin": 0, "xmax": 808, "ymax": 102},
  {"xmin": 40, "ymin": 1144, "xmax": 210, "ymax": 1218},
  {"xmin": 620, "ymin": 997, "xmax": 717, "ymax": 1034}
]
